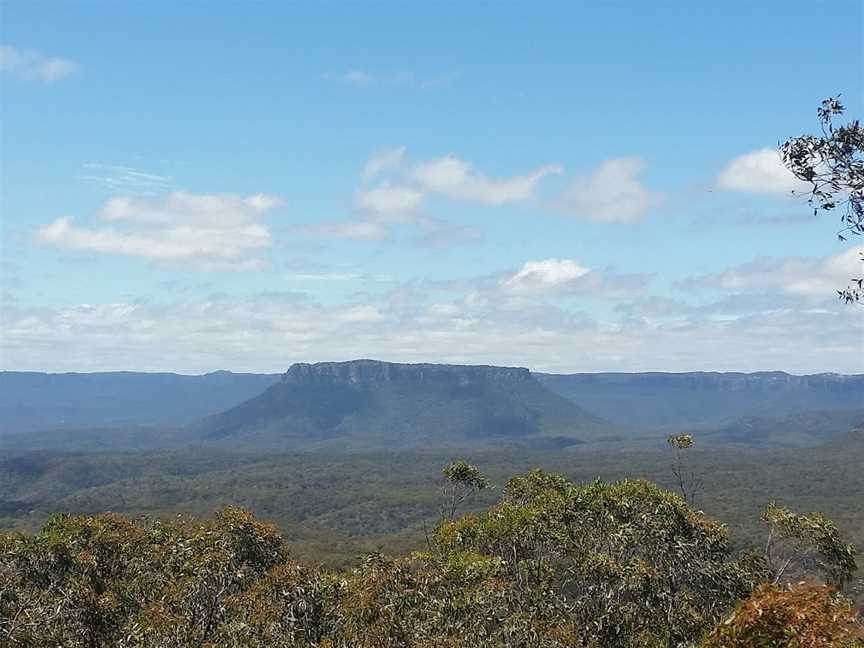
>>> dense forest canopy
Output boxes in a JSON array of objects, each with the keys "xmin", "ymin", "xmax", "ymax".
[{"xmin": 2, "ymin": 465, "xmax": 861, "ymax": 647}]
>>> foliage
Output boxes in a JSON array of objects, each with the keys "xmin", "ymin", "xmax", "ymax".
[
  {"xmin": 433, "ymin": 471, "xmax": 769, "ymax": 647},
  {"xmin": 441, "ymin": 460, "xmax": 492, "ymax": 520},
  {"xmin": 781, "ymin": 96, "xmax": 864, "ymax": 303},
  {"xmin": 762, "ymin": 502, "xmax": 858, "ymax": 589},
  {"xmin": 700, "ymin": 582, "xmax": 864, "ymax": 647},
  {"xmin": 2, "ymin": 441, "xmax": 863, "ymax": 586},
  {"xmin": 668, "ymin": 434, "xmax": 694, "ymax": 449},
  {"xmin": 1, "ymin": 466, "xmax": 860, "ymax": 647},
  {"xmin": 0, "ymin": 507, "xmax": 289, "ymax": 647}
]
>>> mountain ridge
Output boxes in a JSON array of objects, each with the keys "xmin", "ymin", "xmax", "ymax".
[
  {"xmin": 535, "ymin": 371, "xmax": 864, "ymax": 428},
  {"xmin": 3, "ymin": 365, "xmax": 862, "ymax": 440}
]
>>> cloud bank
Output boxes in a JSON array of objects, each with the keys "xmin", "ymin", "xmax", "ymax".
[
  {"xmin": 35, "ymin": 191, "xmax": 283, "ymax": 271},
  {"xmin": 6, "ymin": 252, "xmax": 859, "ymax": 374}
]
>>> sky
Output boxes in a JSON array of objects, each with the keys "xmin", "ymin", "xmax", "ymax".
[{"xmin": 1, "ymin": 1, "xmax": 863, "ymax": 374}]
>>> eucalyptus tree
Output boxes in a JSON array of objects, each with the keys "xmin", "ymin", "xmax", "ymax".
[{"xmin": 781, "ymin": 97, "xmax": 864, "ymax": 303}]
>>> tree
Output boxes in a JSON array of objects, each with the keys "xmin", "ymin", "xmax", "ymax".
[
  {"xmin": 781, "ymin": 97, "xmax": 864, "ymax": 303},
  {"xmin": 761, "ymin": 502, "xmax": 858, "ymax": 590},
  {"xmin": 2, "ymin": 476, "xmax": 859, "ymax": 647},
  {"xmin": 700, "ymin": 582, "xmax": 864, "ymax": 648},
  {"xmin": 433, "ymin": 470, "xmax": 768, "ymax": 647},
  {"xmin": 440, "ymin": 460, "xmax": 491, "ymax": 521},
  {"xmin": 667, "ymin": 433, "xmax": 702, "ymax": 506}
]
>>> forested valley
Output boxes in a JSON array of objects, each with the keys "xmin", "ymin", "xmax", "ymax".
[{"xmin": 2, "ymin": 2, "xmax": 863, "ymax": 643}]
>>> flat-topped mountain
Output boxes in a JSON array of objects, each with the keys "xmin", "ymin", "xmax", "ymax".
[{"xmin": 196, "ymin": 360, "xmax": 609, "ymax": 451}]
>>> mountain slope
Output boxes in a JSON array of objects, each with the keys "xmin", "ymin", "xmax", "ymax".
[{"xmin": 196, "ymin": 360, "xmax": 611, "ymax": 451}]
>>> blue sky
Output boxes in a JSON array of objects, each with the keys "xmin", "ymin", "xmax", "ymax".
[{"xmin": 1, "ymin": 1, "xmax": 862, "ymax": 373}]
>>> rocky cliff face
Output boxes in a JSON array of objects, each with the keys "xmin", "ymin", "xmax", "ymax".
[{"xmin": 282, "ymin": 359, "xmax": 533, "ymax": 386}]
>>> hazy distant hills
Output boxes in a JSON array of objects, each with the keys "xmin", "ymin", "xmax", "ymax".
[
  {"xmin": 536, "ymin": 371, "xmax": 864, "ymax": 428},
  {"xmin": 819, "ymin": 425, "xmax": 864, "ymax": 453},
  {"xmin": 0, "ymin": 371, "xmax": 279, "ymax": 433},
  {"xmin": 2, "ymin": 363, "xmax": 862, "ymax": 451},
  {"xmin": 195, "ymin": 360, "xmax": 609, "ymax": 451},
  {"xmin": 697, "ymin": 409, "xmax": 864, "ymax": 448}
]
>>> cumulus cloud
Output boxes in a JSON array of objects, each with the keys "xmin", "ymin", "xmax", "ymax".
[
  {"xmin": 553, "ymin": 157, "xmax": 660, "ymax": 222},
  {"xmin": 677, "ymin": 245, "xmax": 864, "ymax": 297},
  {"xmin": 362, "ymin": 147, "xmax": 406, "ymax": 179},
  {"xmin": 34, "ymin": 191, "xmax": 283, "ymax": 271},
  {"xmin": 353, "ymin": 184, "xmax": 423, "ymax": 221},
  {"xmin": 0, "ymin": 45, "xmax": 79, "ymax": 82},
  {"xmin": 303, "ymin": 149, "xmax": 559, "ymax": 243},
  {"xmin": 716, "ymin": 148, "xmax": 809, "ymax": 195},
  {"xmin": 429, "ymin": 258, "xmax": 650, "ymax": 302},
  {"xmin": 500, "ymin": 259, "xmax": 590, "ymax": 295},
  {"xmin": 299, "ymin": 183, "xmax": 423, "ymax": 242},
  {"xmin": 410, "ymin": 155, "xmax": 562, "ymax": 205}
]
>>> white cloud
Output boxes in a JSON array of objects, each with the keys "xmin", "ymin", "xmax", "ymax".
[
  {"xmin": 338, "ymin": 305, "xmax": 385, "ymax": 322},
  {"xmin": 414, "ymin": 218, "xmax": 482, "ymax": 248},
  {"xmin": 79, "ymin": 164, "xmax": 175, "ymax": 195},
  {"xmin": 0, "ymin": 45, "xmax": 79, "ymax": 82},
  {"xmin": 284, "ymin": 272, "xmax": 361, "ymax": 281},
  {"xmin": 3, "ymin": 284, "xmax": 860, "ymax": 374},
  {"xmin": 716, "ymin": 148, "xmax": 809, "ymax": 195},
  {"xmin": 354, "ymin": 184, "xmax": 423, "ymax": 221},
  {"xmin": 362, "ymin": 147, "xmax": 406, "ymax": 179},
  {"xmin": 554, "ymin": 157, "xmax": 659, "ymax": 222},
  {"xmin": 329, "ymin": 70, "xmax": 459, "ymax": 90},
  {"xmin": 305, "ymin": 149, "xmax": 560, "ymax": 242},
  {"xmin": 334, "ymin": 69, "xmax": 377, "ymax": 86},
  {"xmin": 500, "ymin": 259, "xmax": 590, "ymax": 295},
  {"xmin": 430, "ymin": 259, "xmax": 650, "ymax": 302},
  {"xmin": 677, "ymin": 245, "xmax": 864, "ymax": 297},
  {"xmin": 410, "ymin": 155, "xmax": 562, "ymax": 205},
  {"xmin": 34, "ymin": 191, "xmax": 283, "ymax": 271},
  {"xmin": 298, "ymin": 220, "xmax": 389, "ymax": 241}
]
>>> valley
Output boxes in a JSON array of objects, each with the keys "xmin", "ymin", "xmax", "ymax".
[{"xmin": 1, "ymin": 360, "xmax": 862, "ymax": 581}]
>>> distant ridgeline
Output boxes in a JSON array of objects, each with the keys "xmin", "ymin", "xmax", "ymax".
[
  {"xmin": 1, "ymin": 361, "xmax": 862, "ymax": 451},
  {"xmin": 0, "ymin": 370, "xmax": 280, "ymax": 432},
  {"xmin": 536, "ymin": 371, "xmax": 864, "ymax": 428}
]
